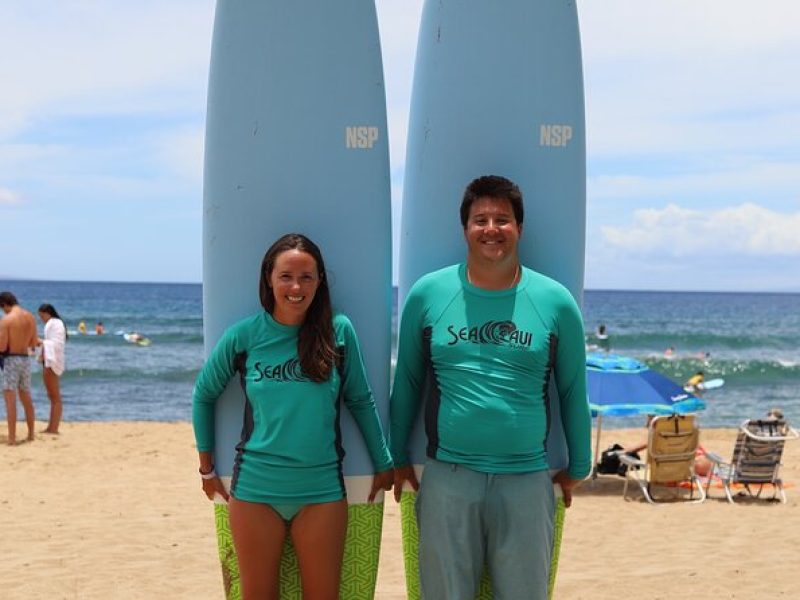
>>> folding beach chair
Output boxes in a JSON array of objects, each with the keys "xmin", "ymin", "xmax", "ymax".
[
  {"xmin": 704, "ymin": 418, "xmax": 799, "ymax": 503},
  {"xmin": 618, "ymin": 414, "xmax": 706, "ymax": 504}
]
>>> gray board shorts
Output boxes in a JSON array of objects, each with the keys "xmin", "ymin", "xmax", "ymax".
[{"xmin": 2, "ymin": 356, "xmax": 32, "ymax": 391}]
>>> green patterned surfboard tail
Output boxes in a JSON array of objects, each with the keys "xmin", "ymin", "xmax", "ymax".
[
  {"xmin": 548, "ymin": 497, "xmax": 566, "ymax": 598},
  {"xmin": 400, "ymin": 491, "xmax": 566, "ymax": 600},
  {"xmin": 214, "ymin": 502, "xmax": 384, "ymax": 600},
  {"xmin": 399, "ymin": 492, "xmax": 421, "ymax": 600},
  {"xmin": 215, "ymin": 503, "xmax": 240, "ymax": 599}
]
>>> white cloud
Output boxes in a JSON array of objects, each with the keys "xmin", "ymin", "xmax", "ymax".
[
  {"xmin": 0, "ymin": 188, "xmax": 22, "ymax": 205},
  {"xmin": 0, "ymin": 1, "xmax": 215, "ymax": 134},
  {"xmin": 155, "ymin": 126, "xmax": 205, "ymax": 182},
  {"xmin": 580, "ymin": 1, "xmax": 800, "ymax": 63},
  {"xmin": 0, "ymin": 111, "xmax": 28, "ymax": 139},
  {"xmin": 0, "ymin": 143, "xmax": 68, "ymax": 179},
  {"xmin": 590, "ymin": 160, "xmax": 800, "ymax": 203},
  {"xmin": 0, "ymin": 136, "xmax": 195, "ymax": 203},
  {"xmin": 375, "ymin": 0, "xmax": 423, "ymax": 105},
  {"xmin": 580, "ymin": 1, "xmax": 800, "ymax": 159},
  {"xmin": 376, "ymin": 0, "xmax": 424, "ymax": 215},
  {"xmin": 602, "ymin": 203, "xmax": 800, "ymax": 256}
]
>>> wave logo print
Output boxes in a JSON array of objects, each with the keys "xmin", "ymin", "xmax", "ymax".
[
  {"xmin": 446, "ymin": 320, "xmax": 533, "ymax": 348},
  {"xmin": 253, "ymin": 358, "xmax": 310, "ymax": 383}
]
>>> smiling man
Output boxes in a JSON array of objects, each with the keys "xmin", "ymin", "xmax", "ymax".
[{"xmin": 390, "ymin": 175, "xmax": 592, "ymax": 600}]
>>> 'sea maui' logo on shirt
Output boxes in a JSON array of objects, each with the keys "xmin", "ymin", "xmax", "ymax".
[
  {"xmin": 446, "ymin": 320, "xmax": 533, "ymax": 348},
  {"xmin": 253, "ymin": 358, "xmax": 310, "ymax": 383}
]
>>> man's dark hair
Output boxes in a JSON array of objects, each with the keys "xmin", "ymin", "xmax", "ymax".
[
  {"xmin": 460, "ymin": 175, "xmax": 524, "ymax": 227},
  {"xmin": 0, "ymin": 291, "xmax": 19, "ymax": 307}
]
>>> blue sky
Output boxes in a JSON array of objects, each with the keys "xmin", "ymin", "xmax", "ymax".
[{"xmin": 1, "ymin": 1, "xmax": 798, "ymax": 291}]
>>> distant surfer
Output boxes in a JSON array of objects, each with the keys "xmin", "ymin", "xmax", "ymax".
[
  {"xmin": 0, "ymin": 291, "xmax": 38, "ymax": 445},
  {"xmin": 684, "ymin": 371, "xmax": 705, "ymax": 393},
  {"xmin": 192, "ymin": 234, "xmax": 393, "ymax": 598},
  {"xmin": 126, "ymin": 332, "xmax": 147, "ymax": 345},
  {"xmin": 95, "ymin": 321, "xmax": 105, "ymax": 335},
  {"xmin": 390, "ymin": 176, "xmax": 592, "ymax": 599},
  {"xmin": 664, "ymin": 346, "xmax": 676, "ymax": 359},
  {"xmin": 37, "ymin": 304, "xmax": 67, "ymax": 434},
  {"xmin": 77, "ymin": 321, "xmax": 87, "ymax": 335},
  {"xmin": 596, "ymin": 323, "xmax": 610, "ymax": 352}
]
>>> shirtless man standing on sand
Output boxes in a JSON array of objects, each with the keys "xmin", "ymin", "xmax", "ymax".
[{"xmin": 0, "ymin": 291, "xmax": 39, "ymax": 445}]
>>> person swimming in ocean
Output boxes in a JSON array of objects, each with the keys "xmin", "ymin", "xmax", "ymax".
[{"xmin": 596, "ymin": 323, "xmax": 610, "ymax": 352}]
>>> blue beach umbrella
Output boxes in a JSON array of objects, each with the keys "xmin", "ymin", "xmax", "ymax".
[
  {"xmin": 587, "ymin": 353, "xmax": 705, "ymax": 417},
  {"xmin": 587, "ymin": 353, "xmax": 705, "ymax": 476}
]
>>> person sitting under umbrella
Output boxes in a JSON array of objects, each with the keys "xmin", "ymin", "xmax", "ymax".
[{"xmin": 622, "ymin": 414, "xmax": 713, "ymax": 477}]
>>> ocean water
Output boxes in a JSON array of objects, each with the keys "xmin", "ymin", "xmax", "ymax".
[
  {"xmin": 0, "ymin": 280, "xmax": 202, "ymax": 421},
  {"xmin": 1, "ymin": 280, "xmax": 798, "ymax": 428},
  {"xmin": 584, "ymin": 290, "xmax": 800, "ymax": 428}
]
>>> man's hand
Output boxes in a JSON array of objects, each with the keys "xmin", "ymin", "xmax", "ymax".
[
  {"xmin": 552, "ymin": 470, "xmax": 583, "ymax": 508},
  {"xmin": 393, "ymin": 464, "xmax": 420, "ymax": 502}
]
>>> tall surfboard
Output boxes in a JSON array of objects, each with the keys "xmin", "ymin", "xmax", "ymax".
[
  {"xmin": 397, "ymin": 2, "xmax": 586, "ymax": 598},
  {"xmin": 202, "ymin": 2, "xmax": 391, "ymax": 598}
]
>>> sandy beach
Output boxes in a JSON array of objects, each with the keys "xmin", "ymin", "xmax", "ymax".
[{"xmin": 2, "ymin": 422, "xmax": 798, "ymax": 599}]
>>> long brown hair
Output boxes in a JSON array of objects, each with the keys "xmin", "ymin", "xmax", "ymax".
[
  {"xmin": 258, "ymin": 234, "xmax": 336, "ymax": 382},
  {"xmin": 38, "ymin": 303, "xmax": 69, "ymax": 340}
]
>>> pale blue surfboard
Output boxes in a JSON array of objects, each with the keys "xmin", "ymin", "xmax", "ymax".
[
  {"xmin": 685, "ymin": 378, "xmax": 724, "ymax": 392},
  {"xmin": 202, "ymin": 2, "xmax": 391, "ymax": 598},
  {"xmin": 397, "ymin": 1, "xmax": 586, "ymax": 598}
]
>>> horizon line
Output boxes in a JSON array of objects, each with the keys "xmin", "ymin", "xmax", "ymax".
[{"xmin": 2, "ymin": 277, "xmax": 798, "ymax": 295}]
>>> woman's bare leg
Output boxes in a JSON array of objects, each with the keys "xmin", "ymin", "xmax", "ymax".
[
  {"xmin": 290, "ymin": 498, "xmax": 348, "ymax": 600},
  {"xmin": 228, "ymin": 497, "xmax": 287, "ymax": 600},
  {"xmin": 42, "ymin": 367, "xmax": 62, "ymax": 433}
]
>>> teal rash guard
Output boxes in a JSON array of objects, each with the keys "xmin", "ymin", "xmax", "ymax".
[
  {"xmin": 390, "ymin": 264, "xmax": 592, "ymax": 480},
  {"xmin": 193, "ymin": 312, "xmax": 392, "ymax": 504}
]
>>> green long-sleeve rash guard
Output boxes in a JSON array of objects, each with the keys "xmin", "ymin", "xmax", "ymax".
[
  {"xmin": 390, "ymin": 264, "xmax": 592, "ymax": 480},
  {"xmin": 192, "ymin": 311, "xmax": 392, "ymax": 504}
]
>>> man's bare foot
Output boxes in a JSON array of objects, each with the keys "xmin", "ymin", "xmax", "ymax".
[{"xmin": 42, "ymin": 429, "xmax": 59, "ymax": 435}]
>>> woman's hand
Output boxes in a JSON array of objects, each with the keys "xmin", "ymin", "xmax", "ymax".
[
  {"xmin": 201, "ymin": 474, "xmax": 230, "ymax": 503},
  {"xmin": 368, "ymin": 468, "xmax": 394, "ymax": 502}
]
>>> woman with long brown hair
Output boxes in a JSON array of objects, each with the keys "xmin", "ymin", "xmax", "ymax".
[
  {"xmin": 37, "ymin": 303, "xmax": 67, "ymax": 434},
  {"xmin": 192, "ymin": 233, "xmax": 393, "ymax": 599}
]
